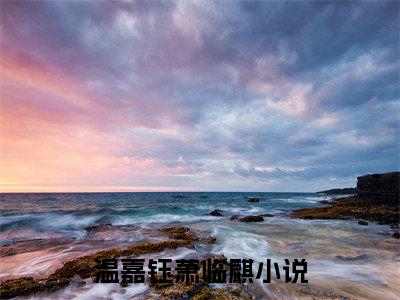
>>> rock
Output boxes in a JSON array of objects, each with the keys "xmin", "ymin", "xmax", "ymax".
[
  {"xmin": 0, "ymin": 237, "xmax": 74, "ymax": 257},
  {"xmin": 293, "ymin": 172, "xmax": 399, "ymax": 224},
  {"xmin": 239, "ymin": 215, "xmax": 264, "ymax": 222},
  {"xmin": 161, "ymin": 226, "xmax": 198, "ymax": 241},
  {"xmin": 0, "ymin": 240, "xmax": 197, "ymax": 299},
  {"xmin": 230, "ymin": 215, "xmax": 240, "ymax": 221},
  {"xmin": 319, "ymin": 200, "xmax": 334, "ymax": 205},
  {"xmin": 208, "ymin": 209, "xmax": 223, "ymax": 216},
  {"xmin": 202, "ymin": 236, "xmax": 216, "ymax": 244},
  {"xmin": 392, "ymin": 231, "xmax": 399, "ymax": 239},
  {"xmin": 246, "ymin": 197, "xmax": 260, "ymax": 202},
  {"xmin": 335, "ymin": 254, "xmax": 370, "ymax": 261},
  {"xmin": 84, "ymin": 223, "xmax": 112, "ymax": 233},
  {"xmin": 291, "ymin": 193, "xmax": 399, "ymax": 225},
  {"xmin": 358, "ymin": 220, "xmax": 368, "ymax": 226},
  {"xmin": 357, "ymin": 172, "xmax": 399, "ymax": 204}
]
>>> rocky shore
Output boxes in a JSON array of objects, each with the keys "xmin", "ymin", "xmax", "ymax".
[
  {"xmin": 292, "ymin": 172, "xmax": 399, "ymax": 237},
  {"xmin": 0, "ymin": 227, "xmax": 215, "ymax": 299},
  {"xmin": 1, "ymin": 174, "xmax": 398, "ymax": 299}
]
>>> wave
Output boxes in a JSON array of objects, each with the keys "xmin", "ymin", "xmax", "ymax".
[
  {"xmin": 277, "ymin": 196, "xmax": 324, "ymax": 204},
  {"xmin": 0, "ymin": 212, "xmax": 101, "ymax": 236},
  {"xmin": 211, "ymin": 225, "xmax": 271, "ymax": 262},
  {"xmin": 113, "ymin": 213, "xmax": 219, "ymax": 226}
]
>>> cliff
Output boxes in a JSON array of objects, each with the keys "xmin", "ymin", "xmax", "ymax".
[
  {"xmin": 357, "ymin": 172, "xmax": 399, "ymax": 204},
  {"xmin": 292, "ymin": 172, "xmax": 399, "ymax": 229}
]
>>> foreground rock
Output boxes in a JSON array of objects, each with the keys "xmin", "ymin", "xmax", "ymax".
[
  {"xmin": 161, "ymin": 226, "xmax": 216, "ymax": 244},
  {"xmin": 230, "ymin": 215, "xmax": 240, "ymax": 221},
  {"xmin": 0, "ymin": 227, "xmax": 215, "ymax": 299},
  {"xmin": 148, "ymin": 254, "xmax": 254, "ymax": 300},
  {"xmin": 0, "ymin": 238, "xmax": 74, "ymax": 257},
  {"xmin": 267, "ymin": 283, "xmax": 342, "ymax": 299},
  {"xmin": 239, "ymin": 215, "xmax": 264, "ymax": 222},
  {"xmin": 161, "ymin": 226, "xmax": 199, "ymax": 241}
]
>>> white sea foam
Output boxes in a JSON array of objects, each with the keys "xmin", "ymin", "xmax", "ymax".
[
  {"xmin": 0, "ymin": 214, "xmax": 34, "ymax": 226},
  {"xmin": 278, "ymin": 196, "xmax": 323, "ymax": 204},
  {"xmin": 224, "ymin": 206, "xmax": 264, "ymax": 214},
  {"xmin": 113, "ymin": 213, "xmax": 219, "ymax": 226},
  {"xmin": 211, "ymin": 225, "xmax": 271, "ymax": 261},
  {"xmin": 41, "ymin": 214, "xmax": 99, "ymax": 230}
]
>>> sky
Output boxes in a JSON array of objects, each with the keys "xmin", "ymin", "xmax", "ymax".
[{"xmin": 0, "ymin": 0, "xmax": 399, "ymax": 192}]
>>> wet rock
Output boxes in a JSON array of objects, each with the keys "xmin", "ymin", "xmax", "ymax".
[
  {"xmin": 161, "ymin": 226, "xmax": 198, "ymax": 241},
  {"xmin": 0, "ymin": 277, "xmax": 69, "ymax": 299},
  {"xmin": 267, "ymin": 282, "xmax": 342, "ymax": 299},
  {"xmin": 239, "ymin": 215, "xmax": 264, "ymax": 222},
  {"xmin": 335, "ymin": 253, "xmax": 370, "ymax": 261},
  {"xmin": 208, "ymin": 209, "xmax": 223, "ymax": 216},
  {"xmin": 211, "ymin": 285, "xmax": 253, "ymax": 300},
  {"xmin": 151, "ymin": 276, "xmax": 207, "ymax": 299},
  {"xmin": 291, "ymin": 195, "xmax": 399, "ymax": 224},
  {"xmin": 319, "ymin": 199, "xmax": 334, "ymax": 205},
  {"xmin": 246, "ymin": 197, "xmax": 260, "ymax": 202},
  {"xmin": 0, "ymin": 238, "xmax": 74, "ymax": 257},
  {"xmin": 0, "ymin": 239, "xmax": 198, "ymax": 299},
  {"xmin": 392, "ymin": 231, "xmax": 400, "ymax": 239},
  {"xmin": 293, "ymin": 173, "xmax": 400, "ymax": 224},
  {"xmin": 201, "ymin": 236, "xmax": 216, "ymax": 244},
  {"xmin": 202, "ymin": 253, "xmax": 227, "ymax": 261},
  {"xmin": 358, "ymin": 220, "xmax": 368, "ymax": 226},
  {"xmin": 84, "ymin": 223, "xmax": 112, "ymax": 233},
  {"xmin": 230, "ymin": 215, "xmax": 240, "ymax": 221},
  {"xmin": 149, "ymin": 261, "xmax": 253, "ymax": 300}
]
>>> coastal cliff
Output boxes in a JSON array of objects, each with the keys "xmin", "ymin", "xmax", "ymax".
[
  {"xmin": 357, "ymin": 172, "xmax": 399, "ymax": 204},
  {"xmin": 292, "ymin": 172, "xmax": 399, "ymax": 227}
]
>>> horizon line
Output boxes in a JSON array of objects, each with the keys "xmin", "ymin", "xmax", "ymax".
[{"xmin": 0, "ymin": 190, "xmax": 332, "ymax": 194}]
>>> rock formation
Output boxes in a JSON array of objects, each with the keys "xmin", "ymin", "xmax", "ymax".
[{"xmin": 356, "ymin": 172, "xmax": 399, "ymax": 204}]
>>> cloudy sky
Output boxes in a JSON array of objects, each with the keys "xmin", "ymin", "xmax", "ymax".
[{"xmin": 1, "ymin": 0, "xmax": 399, "ymax": 192}]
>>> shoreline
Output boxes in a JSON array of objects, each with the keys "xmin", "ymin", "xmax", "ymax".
[
  {"xmin": 291, "ymin": 195, "xmax": 399, "ymax": 225},
  {"xmin": 1, "ymin": 185, "xmax": 399, "ymax": 299}
]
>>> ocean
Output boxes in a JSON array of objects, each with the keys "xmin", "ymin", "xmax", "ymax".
[{"xmin": 1, "ymin": 192, "xmax": 399, "ymax": 299}]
